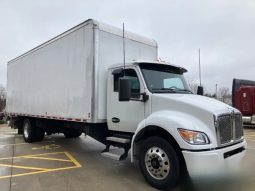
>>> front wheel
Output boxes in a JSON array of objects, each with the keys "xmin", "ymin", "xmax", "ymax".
[{"xmin": 139, "ymin": 136, "xmax": 181, "ymax": 190}]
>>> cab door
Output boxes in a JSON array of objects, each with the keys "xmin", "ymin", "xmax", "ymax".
[{"xmin": 107, "ymin": 67, "xmax": 145, "ymax": 133}]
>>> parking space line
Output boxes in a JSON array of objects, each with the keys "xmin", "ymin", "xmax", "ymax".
[
  {"xmin": 0, "ymin": 170, "xmax": 48, "ymax": 179},
  {"xmin": 0, "ymin": 135, "xmax": 16, "ymax": 138},
  {"xmin": 0, "ymin": 151, "xmax": 70, "ymax": 161},
  {"xmin": 44, "ymin": 166, "xmax": 80, "ymax": 172},
  {"xmin": 22, "ymin": 156, "xmax": 72, "ymax": 162},
  {"xmin": 0, "ymin": 141, "xmax": 55, "ymax": 147},
  {"xmin": 65, "ymin": 152, "xmax": 82, "ymax": 167},
  {"xmin": 0, "ymin": 166, "xmax": 80, "ymax": 179},
  {"xmin": 32, "ymin": 144, "xmax": 61, "ymax": 150},
  {"xmin": 0, "ymin": 130, "xmax": 16, "ymax": 132},
  {"xmin": 0, "ymin": 142, "xmax": 30, "ymax": 147},
  {"xmin": 0, "ymin": 151, "xmax": 82, "ymax": 179},
  {"xmin": 0, "ymin": 164, "xmax": 49, "ymax": 171}
]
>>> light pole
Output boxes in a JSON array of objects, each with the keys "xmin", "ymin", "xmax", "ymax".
[{"xmin": 215, "ymin": 84, "xmax": 218, "ymax": 99}]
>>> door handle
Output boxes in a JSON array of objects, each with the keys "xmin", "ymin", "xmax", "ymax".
[{"xmin": 112, "ymin": 117, "xmax": 120, "ymax": 123}]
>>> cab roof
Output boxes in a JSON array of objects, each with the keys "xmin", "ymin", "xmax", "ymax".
[{"xmin": 110, "ymin": 60, "xmax": 188, "ymax": 73}]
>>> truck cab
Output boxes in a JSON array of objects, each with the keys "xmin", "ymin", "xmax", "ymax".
[
  {"xmin": 232, "ymin": 78, "xmax": 255, "ymax": 126},
  {"xmin": 104, "ymin": 61, "xmax": 246, "ymax": 189}
]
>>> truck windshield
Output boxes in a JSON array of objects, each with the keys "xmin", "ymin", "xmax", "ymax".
[{"xmin": 140, "ymin": 63, "xmax": 192, "ymax": 94}]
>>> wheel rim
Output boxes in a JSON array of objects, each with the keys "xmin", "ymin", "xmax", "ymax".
[
  {"xmin": 23, "ymin": 122, "xmax": 29, "ymax": 139},
  {"xmin": 145, "ymin": 146, "xmax": 170, "ymax": 180}
]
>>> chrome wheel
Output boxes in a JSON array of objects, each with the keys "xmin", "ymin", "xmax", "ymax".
[
  {"xmin": 22, "ymin": 118, "xmax": 44, "ymax": 143},
  {"xmin": 145, "ymin": 146, "xmax": 170, "ymax": 180}
]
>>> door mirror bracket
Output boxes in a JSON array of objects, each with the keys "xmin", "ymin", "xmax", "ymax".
[{"xmin": 141, "ymin": 92, "xmax": 149, "ymax": 102}]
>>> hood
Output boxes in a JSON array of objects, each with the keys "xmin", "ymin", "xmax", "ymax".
[
  {"xmin": 150, "ymin": 93, "xmax": 241, "ymax": 148},
  {"xmin": 151, "ymin": 93, "xmax": 240, "ymax": 134},
  {"xmin": 152, "ymin": 94, "xmax": 238, "ymax": 116}
]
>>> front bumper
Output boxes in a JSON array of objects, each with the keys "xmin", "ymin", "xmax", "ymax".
[
  {"xmin": 243, "ymin": 115, "xmax": 255, "ymax": 124},
  {"xmin": 182, "ymin": 140, "xmax": 247, "ymax": 177}
]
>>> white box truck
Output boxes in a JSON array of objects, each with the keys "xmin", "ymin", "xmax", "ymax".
[{"xmin": 6, "ymin": 19, "xmax": 246, "ymax": 190}]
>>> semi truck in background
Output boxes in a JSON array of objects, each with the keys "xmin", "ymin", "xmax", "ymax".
[
  {"xmin": 232, "ymin": 78, "xmax": 255, "ymax": 126},
  {"xmin": 6, "ymin": 19, "xmax": 246, "ymax": 190}
]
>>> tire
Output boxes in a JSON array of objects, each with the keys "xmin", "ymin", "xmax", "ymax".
[
  {"xmin": 36, "ymin": 128, "xmax": 45, "ymax": 142},
  {"xmin": 23, "ymin": 119, "xmax": 34, "ymax": 143},
  {"xmin": 64, "ymin": 130, "xmax": 82, "ymax": 138},
  {"xmin": 23, "ymin": 119, "xmax": 44, "ymax": 143},
  {"xmin": 139, "ymin": 136, "xmax": 180, "ymax": 190}
]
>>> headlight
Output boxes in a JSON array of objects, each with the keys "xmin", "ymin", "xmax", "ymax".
[{"xmin": 178, "ymin": 129, "xmax": 210, "ymax": 145}]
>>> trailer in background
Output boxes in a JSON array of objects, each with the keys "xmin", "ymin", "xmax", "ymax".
[{"xmin": 232, "ymin": 78, "xmax": 255, "ymax": 126}]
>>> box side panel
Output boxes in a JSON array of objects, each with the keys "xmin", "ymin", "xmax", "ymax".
[
  {"xmin": 7, "ymin": 25, "xmax": 94, "ymax": 121},
  {"xmin": 95, "ymin": 30, "xmax": 158, "ymax": 121},
  {"xmin": 253, "ymin": 88, "xmax": 255, "ymax": 114}
]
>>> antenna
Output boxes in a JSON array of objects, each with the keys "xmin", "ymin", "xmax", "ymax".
[
  {"xmin": 198, "ymin": 48, "xmax": 202, "ymax": 86},
  {"xmin": 123, "ymin": 23, "xmax": 126, "ymax": 76}
]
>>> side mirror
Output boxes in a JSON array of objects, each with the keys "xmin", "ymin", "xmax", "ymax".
[
  {"xmin": 197, "ymin": 86, "xmax": 204, "ymax": 95},
  {"xmin": 119, "ymin": 78, "xmax": 131, "ymax": 101}
]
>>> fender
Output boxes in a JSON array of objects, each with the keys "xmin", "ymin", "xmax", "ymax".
[{"xmin": 130, "ymin": 110, "xmax": 216, "ymax": 162}]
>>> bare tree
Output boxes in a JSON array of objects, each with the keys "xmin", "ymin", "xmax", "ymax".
[
  {"xmin": 0, "ymin": 85, "xmax": 6, "ymax": 112},
  {"xmin": 219, "ymin": 87, "xmax": 230, "ymax": 103},
  {"xmin": 187, "ymin": 78, "xmax": 199, "ymax": 94}
]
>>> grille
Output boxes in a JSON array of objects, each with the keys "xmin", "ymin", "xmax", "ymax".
[
  {"xmin": 235, "ymin": 114, "xmax": 243, "ymax": 140},
  {"xmin": 216, "ymin": 113, "xmax": 244, "ymax": 146},
  {"xmin": 217, "ymin": 115, "xmax": 232, "ymax": 145}
]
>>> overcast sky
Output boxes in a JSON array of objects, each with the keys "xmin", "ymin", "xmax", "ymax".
[{"xmin": 0, "ymin": 0, "xmax": 254, "ymax": 94}]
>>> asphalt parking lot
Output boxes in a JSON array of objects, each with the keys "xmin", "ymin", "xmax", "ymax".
[{"xmin": 0, "ymin": 124, "xmax": 255, "ymax": 191}]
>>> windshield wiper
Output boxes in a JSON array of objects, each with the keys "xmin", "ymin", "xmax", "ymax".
[
  {"xmin": 151, "ymin": 88, "xmax": 193, "ymax": 94},
  {"xmin": 175, "ymin": 89, "xmax": 193, "ymax": 94},
  {"xmin": 151, "ymin": 88, "xmax": 177, "ymax": 93}
]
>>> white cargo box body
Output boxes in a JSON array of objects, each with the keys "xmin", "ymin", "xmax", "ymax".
[{"xmin": 7, "ymin": 19, "xmax": 158, "ymax": 123}]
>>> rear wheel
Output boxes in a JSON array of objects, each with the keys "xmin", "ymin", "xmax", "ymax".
[
  {"xmin": 64, "ymin": 130, "xmax": 82, "ymax": 138},
  {"xmin": 139, "ymin": 136, "xmax": 180, "ymax": 190},
  {"xmin": 36, "ymin": 128, "xmax": 45, "ymax": 142},
  {"xmin": 23, "ymin": 119, "xmax": 44, "ymax": 142}
]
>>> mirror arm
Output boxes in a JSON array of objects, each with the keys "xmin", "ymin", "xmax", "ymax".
[
  {"xmin": 141, "ymin": 92, "xmax": 149, "ymax": 102},
  {"xmin": 130, "ymin": 92, "xmax": 149, "ymax": 102}
]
